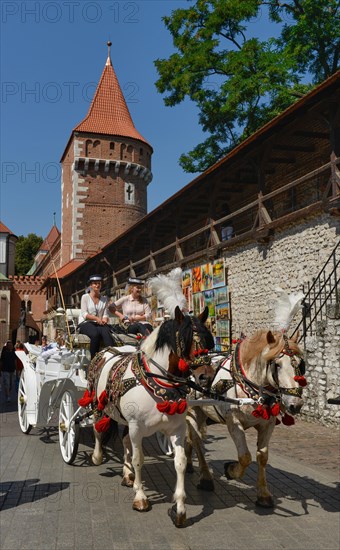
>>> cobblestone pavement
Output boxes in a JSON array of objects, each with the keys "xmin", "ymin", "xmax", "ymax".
[{"xmin": 0, "ymin": 393, "xmax": 339, "ymax": 550}]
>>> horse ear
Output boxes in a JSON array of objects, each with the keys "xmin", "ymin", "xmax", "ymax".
[
  {"xmin": 290, "ymin": 331, "xmax": 299, "ymax": 343},
  {"xmin": 174, "ymin": 306, "xmax": 185, "ymax": 323},
  {"xmin": 266, "ymin": 331, "xmax": 276, "ymax": 344},
  {"xmin": 198, "ymin": 306, "xmax": 209, "ymax": 324}
]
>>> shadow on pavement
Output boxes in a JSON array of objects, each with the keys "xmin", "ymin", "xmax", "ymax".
[{"xmin": 0, "ymin": 478, "xmax": 70, "ymax": 511}]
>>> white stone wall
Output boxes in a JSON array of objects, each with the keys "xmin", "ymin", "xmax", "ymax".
[
  {"xmin": 302, "ymin": 315, "xmax": 340, "ymax": 427},
  {"xmin": 223, "ymin": 213, "xmax": 339, "ymax": 426}
]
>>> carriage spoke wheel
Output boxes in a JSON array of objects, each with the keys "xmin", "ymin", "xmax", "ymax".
[
  {"xmin": 156, "ymin": 432, "xmax": 174, "ymax": 456},
  {"xmin": 17, "ymin": 371, "xmax": 32, "ymax": 434},
  {"xmin": 58, "ymin": 391, "xmax": 80, "ymax": 464}
]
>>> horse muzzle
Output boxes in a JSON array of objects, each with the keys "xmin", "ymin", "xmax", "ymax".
[
  {"xmin": 282, "ymin": 396, "xmax": 304, "ymax": 415},
  {"xmin": 198, "ymin": 373, "xmax": 212, "ymax": 388}
]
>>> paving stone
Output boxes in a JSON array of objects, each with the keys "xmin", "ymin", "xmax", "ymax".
[{"xmin": 1, "ymin": 407, "xmax": 339, "ymax": 550}]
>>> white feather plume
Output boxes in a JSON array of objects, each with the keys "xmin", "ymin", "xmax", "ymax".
[
  {"xmin": 148, "ymin": 268, "xmax": 188, "ymax": 318},
  {"xmin": 272, "ymin": 287, "xmax": 304, "ymax": 331}
]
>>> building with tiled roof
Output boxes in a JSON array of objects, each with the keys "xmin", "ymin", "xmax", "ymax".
[
  {"xmin": 0, "ymin": 221, "xmax": 17, "ymax": 278},
  {"xmin": 27, "ymin": 224, "xmax": 61, "ymax": 277},
  {"xmin": 60, "ymin": 42, "xmax": 153, "ymax": 266}
]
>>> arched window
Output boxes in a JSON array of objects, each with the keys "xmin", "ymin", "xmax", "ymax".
[
  {"xmin": 126, "ymin": 145, "xmax": 133, "ymax": 161},
  {"xmin": 85, "ymin": 139, "xmax": 93, "ymax": 156},
  {"xmin": 93, "ymin": 140, "xmax": 101, "ymax": 156}
]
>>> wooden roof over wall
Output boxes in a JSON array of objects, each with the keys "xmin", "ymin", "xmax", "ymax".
[{"xmin": 60, "ymin": 71, "xmax": 340, "ymax": 296}]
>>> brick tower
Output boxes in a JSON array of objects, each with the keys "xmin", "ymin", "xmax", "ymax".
[{"xmin": 60, "ymin": 42, "xmax": 153, "ymax": 265}]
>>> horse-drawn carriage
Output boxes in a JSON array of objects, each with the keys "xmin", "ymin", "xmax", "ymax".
[
  {"xmin": 15, "ymin": 274, "xmax": 307, "ymax": 527},
  {"xmin": 16, "ymin": 310, "xmax": 137, "ymax": 463}
]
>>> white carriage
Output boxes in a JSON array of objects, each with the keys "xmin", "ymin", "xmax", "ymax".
[{"xmin": 16, "ymin": 309, "xmax": 137, "ymax": 464}]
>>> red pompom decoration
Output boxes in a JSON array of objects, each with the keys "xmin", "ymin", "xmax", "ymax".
[
  {"xmin": 262, "ymin": 407, "xmax": 271, "ymax": 420},
  {"xmin": 167, "ymin": 402, "xmax": 179, "ymax": 415},
  {"xmin": 252, "ymin": 404, "xmax": 263, "ymax": 418},
  {"xmin": 157, "ymin": 402, "xmax": 171, "ymax": 414},
  {"xmin": 156, "ymin": 400, "xmax": 187, "ymax": 415},
  {"xmin": 271, "ymin": 403, "xmax": 280, "ymax": 416},
  {"xmin": 178, "ymin": 358, "xmax": 189, "ymax": 372},
  {"xmin": 78, "ymin": 389, "xmax": 95, "ymax": 408},
  {"xmin": 294, "ymin": 376, "xmax": 307, "ymax": 387},
  {"xmin": 97, "ymin": 390, "xmax": 108, "ymax": 411},
  {"xmin": 95, "ymin": 415, "xmax": 111, "ymax": 433},
  {"xmin": 177, "ymin": 400, "xmax": 187, "ymax": 414},
  {"xmin": 282, "ymin": 413, "xmax": 295, "ymax": 426}
]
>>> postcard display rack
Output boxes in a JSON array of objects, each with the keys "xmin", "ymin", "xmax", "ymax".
[{"xmin": 145, "ymin": 260, "xmax": 230, "ymax": 352}]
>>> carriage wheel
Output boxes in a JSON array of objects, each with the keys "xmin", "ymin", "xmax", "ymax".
[
  {"xmin": 17, "ymin": 370, "xmax": 32, "ymax": 434},
  {"xmin": 58, "ymin": 390, "xmax": 80, "ymax": 464},
  {"xmin": 156, "ymin": 432, "xmax": 174, "ymax": 456}
]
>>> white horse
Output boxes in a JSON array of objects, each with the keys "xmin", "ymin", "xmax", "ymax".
[
  {"xmin": 86, "ymin": 305, "xmax": 215, "ymax": 526},
  {"xmin": 186, "ymin": 328, "xmax": 306, "ymax": 507}
]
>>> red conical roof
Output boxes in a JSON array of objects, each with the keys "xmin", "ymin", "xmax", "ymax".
[{"xmin": 74, "ymin": 54, "xmax": 150, "ymax": 146}]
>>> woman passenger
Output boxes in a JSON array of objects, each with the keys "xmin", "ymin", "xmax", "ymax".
[
  {"xmin": 109, "ymin": 278, "xmax": 153, "ymax": 337},
  {"xmin": 78, "ymin": 275, "xmax": 113, "ymax": 358}
]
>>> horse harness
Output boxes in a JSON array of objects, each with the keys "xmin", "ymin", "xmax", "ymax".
[{"xmin": 211, "ymin": 337, "xmax": 305, "ymax": 406}]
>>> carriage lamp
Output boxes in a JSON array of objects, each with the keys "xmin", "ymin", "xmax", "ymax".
[{"xmin": 54, "ymin": 308, "xmax": 66, "ymax": 330}]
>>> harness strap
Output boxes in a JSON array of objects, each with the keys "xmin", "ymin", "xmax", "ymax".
[{"xmin": 231, "ymin": 343, "xmax": 280, "ymax": 403}]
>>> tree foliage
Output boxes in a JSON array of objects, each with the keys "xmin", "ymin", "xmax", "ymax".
[
  {"xmin": 155, "ymin": 0, "xmax": 340, "ymax": 172},
  {"xmin": 15, "ymin": 233, "xmax": 43, "ymax": 275}
]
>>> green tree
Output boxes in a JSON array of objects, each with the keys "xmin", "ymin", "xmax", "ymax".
[
  {"xmin": 15, "ymin": 233, "xmax": 43, "ymax": 275},
  {"xmin": 155, "ymin": 0, "xmax": 340, "ymax": 172}
]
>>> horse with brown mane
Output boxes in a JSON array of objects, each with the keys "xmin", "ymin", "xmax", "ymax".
[{"xmin": 186, "ymin": 328, "xmax": 306, "ymax": 507}]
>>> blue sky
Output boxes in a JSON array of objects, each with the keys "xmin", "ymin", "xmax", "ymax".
[{"xmin": 1, "ymin": 0, "xmax": 279, "ymax": 239}]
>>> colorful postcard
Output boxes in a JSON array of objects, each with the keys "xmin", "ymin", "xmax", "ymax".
[
  {"xmin": 216, "ymin": 319, "xmax": 229, "ymax": 337},
  {"xmin": 192, "ymin": 266, "xmax": 202, "ymax": 293},
  {"xmin": 212, "ymin": 259, "xmax": 225, "ymax": 288},
  {"xmin": 203, "ymin": 290, "xmax": 215, "ymax": 317},
  {"xmin": 193, "ymin": 292, "xmax": 204, "ymax": 315},
  {"xmin": 206, "ymin": 316, "xmax": 216, "ymax": 336},
  {"xmin": 221, "ymin": 337, "xmax": 230, "ymax": 352},
  {"xmin": 216, "ymin": 302, "xmax": 229, "ymax": 320},
  {"xmin": 182, "ymin": 269, "xmax": 192, "ymax": 289},
  {"xmin": 214, "ymin": 337, "xmax": 221, "ymax": 352},
  {"xmin": 183, "ymin": 286, "xmax": 192, "ymax": 313},
  {"xmin": 215, "ymin": 286, "xmax": 229, "ymax": 305},
  {"xmin": 201, "ymin": 263, "xmax": 213, "ymax": 291}
]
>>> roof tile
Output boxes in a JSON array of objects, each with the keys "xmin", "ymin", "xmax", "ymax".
[{"xmin": 74, "ymin": 59, "xmax": 149, "ymax": 145}]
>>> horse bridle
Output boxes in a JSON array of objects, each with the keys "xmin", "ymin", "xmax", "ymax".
[
  {"xmin": 175, "ymin": 317, "xmax": 211, "ymax": 371},
  {"xmin": 268, "ymin": 334, "xmax": 305, "ymax": 398},
  {"xmin": 232, "ymin": 339, "xmax": 305, "ymax": 404}
]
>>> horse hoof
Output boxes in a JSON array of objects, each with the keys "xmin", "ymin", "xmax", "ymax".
[
  {"xmin": 168, "ymin": 505, "xmax": 186, "ymax": 528},
  {"xmin": 186, "ymin": 463, "xmax": 194, "ymax": 474},
  {"xmin": 121, "ymin": 474, "xmax": 135, "ymax": 488},
  {"xmin": 224, "ymin": 460, "xmax": 238, "ymax": 480},
  {"xmin": 91, "ymin": 454, "xmax": 102, "ymax": 466},
  {"xmin": 197, "ymin": 478, "xmax": 214, "ymax": 491},
  {"xmin": 132, "ymin": 498, "xmax": 150, "ymax": 512},
  {"xmin": 256, "ymin": 496, "xmax": 275, "ymax": 508}
]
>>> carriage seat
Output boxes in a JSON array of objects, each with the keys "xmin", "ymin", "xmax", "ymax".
[{"xmin": 65, "ymin": 308, "xmax": 137, "ymax": 349}]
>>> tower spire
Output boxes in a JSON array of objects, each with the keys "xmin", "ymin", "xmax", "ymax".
[{"xmin": 106, "ymin": 41, "xmax": 112, "ymax": 66}]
